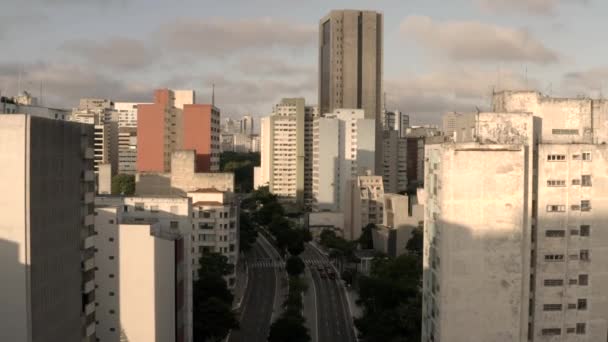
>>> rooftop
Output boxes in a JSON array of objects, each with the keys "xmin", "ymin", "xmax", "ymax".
[
  {"xmin": 190, "ymin": 187, "xmax": 222, "ymax": 193},
  {"xmin": 193, "ymin": 201, "xmax": 224, "ymax": 207}
]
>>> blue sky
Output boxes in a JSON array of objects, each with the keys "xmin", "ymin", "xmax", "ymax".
[{"xmin": 0, "ymin": 0, "xmax": 605, "ymax": 124}]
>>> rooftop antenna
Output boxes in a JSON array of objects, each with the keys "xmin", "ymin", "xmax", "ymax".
[
  {"xmin": 17, "ymin": 64, "xmax": 22, "ymax": 95},
  {"xmin": 211, "ymin": 83, "xmax": 215, "ymax": 107}
]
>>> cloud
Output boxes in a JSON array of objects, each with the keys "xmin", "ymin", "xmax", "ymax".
[
  {"xmin": 157, "ymin": 17, "xmax": 315, "ymax": 56},
  {"xmin": 386, "ymin": 68, "xmax": 538, "ymax": 124},
  {"xmin": 63, "ymin": 37, "xmax": 159, "ymax": 70},
  {"xmin": 0, "ymin": 12, "xmax": 49, "ymax": 40},
  {"xmin": 234, "ymin": 55, "xmax": 315, "ymax": 76},
  {"xmin": 561, "ymin": 67, "xmax": 608, "ymax": 95},
  {"xmin": 400, "ymin": 16, "xmax": 560, "ymax": 64},
  {"xmin": 476, "ymin": 0, "xmax": 589, "ymax": 15},
  {"xmin": 0, "ymin": 62, "xmax": 150, "ymax": 108}
]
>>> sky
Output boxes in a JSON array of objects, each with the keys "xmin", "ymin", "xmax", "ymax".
[{"xmin": 0, "ymin": 0, "xmax": 605, "ymax": 124}]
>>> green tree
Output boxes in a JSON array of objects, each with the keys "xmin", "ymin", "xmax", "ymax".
[
  {"xmin": 239, "ymin": 213, "xmax": 258, "ymax": 252},
  {"xmin": 193, "ymin": 297, "xmax": 239, "ymax": 342},
  {"xmin": 359, "ymin": 223, "xmax": 375, "ymax": 249},
  {"xmin": 111, "ymin": 174, "xmax": 135, "ymax": 195},
  {"xmin": 198, "ymin": 253, "xmax": 234, "ymax": 279},
  {"xmin": 194, "ymin": 275, "xmax": 233, "ymax": 304},
  {"xmin": 220, "ymin": 152, "xmax": 260, "ymax": 193},
  {"xmin": 268, "ymin": 315, "xmax": 310, "ymax": 342},
  {"xmin": 286, "ymin": 256, "xmax": 305, "ymax": 277},
  {"xmin": 405, "ymin": 227, "xmax": 423, "ymax": 255}
]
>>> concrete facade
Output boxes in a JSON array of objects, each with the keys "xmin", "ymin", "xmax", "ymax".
[
  {"xmin": 1, "ymin": 92, "xmax": 70, "ymax": 120},
  {"xmin": 0, "ymin": 115, "xmax": 96, "ymax": 342},
  {"xmin": 373, "ymin": 193, "xmax": 423, "ymax": 257},
  {"xmin": 118, "ymin": 127, "xmax": 137, "ymax": 174},
  {"xmin": 312, "ymin": 108, "xmax": 376, "ymax": 214},
  {"xmin": 382, "ymin": 130, "xmax": 408, "ymax": 194},
  {"xmin": 318, "ymin": 10, "xmax": 383, "ymax": 173},
  {"xmin": 94, "ymin": 206, "xmax": 188, "ymax": 342},
  {"xmin": 255, "ymin": 98, "xmax": 317, "ymax": 206},
  {"xmin": 346, "ymin": 174, "xmax": 384, "ymax": 241},
  {"xmin": 98, "ymin": 163, "xmax": 112, "ymax": 195}
]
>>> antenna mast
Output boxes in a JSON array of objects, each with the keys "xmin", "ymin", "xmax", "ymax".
[{"xmin": 211, "ymin": 83, "xmax": 215, "ymax": 107}]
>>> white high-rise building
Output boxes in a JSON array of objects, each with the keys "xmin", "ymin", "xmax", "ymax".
[
  {"xmin": 312, "ymin": 108, "xmax": 375, "ymax": 217},
  {"xmin": 240, "ymin": 115, "xmax": 254, "ymax": 135},
  {"xmin": 423, "ymin": 91, "xmax": 608, "ymax": 342},
  {"xmin": 255, "ymin": 98, "xmax": 318, "ymax": 207},
  {"xmin": 0, "ymin": 115, "xmax": 97, "ymax": 342}
]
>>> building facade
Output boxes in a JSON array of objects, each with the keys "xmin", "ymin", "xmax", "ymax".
[
  {"xmin": 382, "ymin": 130, "xmax": 408, "ymax": 194},
  {"xmin": 0, "ymin": 115, "xmax": 96, "ymax": 342},
  {"xmin": 373, "ymin": 193, "xmax": 423, "ymax": 257},
  {"xmin": 1, "ymin": 91, "xmax": 71, "ymax": 120},
  {"xmin": 240, "ymin": 115, "xmax": 254, "ymax": 135},
  {"xmin": 346, "ymin": 174, "xmax": 384, "ymax": 241},
  {"xmin": 137, "ymin": 89, "xmax": 219, "ymax": 173},
  {"xmin": 312, "ymin": 108, "xmax": 376, "ymax": 216},
  {"xmin": 255, "ymin": 98, "xmax": 317, "ymax": 206}
]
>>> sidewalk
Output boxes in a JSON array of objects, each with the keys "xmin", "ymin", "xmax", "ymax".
[
  {"xmin": 302, "ymin": 267, "xmax": 318, "ymax": 342},
  {"xmin": 258, "ymin": 235, "xmax": 288, "ymax": 321},
  {"xmin": 232, "ymin": 255, "xmax": 249, "ymax": 310}
]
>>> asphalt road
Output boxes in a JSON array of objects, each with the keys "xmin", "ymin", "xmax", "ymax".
[
  {"xmin": 228, "ymin": 239, "xmax": 277, "ymax": 342},
  {"xmin": 302, "ymin": 244, "xmax": 356, "ymax": 342}
]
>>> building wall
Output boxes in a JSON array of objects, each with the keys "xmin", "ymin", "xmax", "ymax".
[
  {"xmin": 382, "ymin": 130, "xmax": 408, "ymax": 194},
  {"xmin": 0, "ymin": 115, "xmax": 96, "ymax": 342},
  {"xmin": 312, "ymin": 116, "xmax": 340, "ymax": 211},
  {"xmin": 422, "ymin": 143, "xmax": 529, "ymax": 342},
  {"xmin": 347, "ymin": 175, "xmax": 384, "ymax": 241},
  {"xmin": 183, "ymin": 104, "xmax": 214, "ymax": 172},
  {"xmin": 137, "ymin": 103, "xmax": 167, "ymax": 172}
]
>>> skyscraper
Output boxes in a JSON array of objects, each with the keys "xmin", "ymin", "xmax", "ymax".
[
  {"xmin": 240, "ymin": 115, "xmax": 254, "ymax": 136},
  {"xmin": 319, "ymin": 10, "xmax": 383, "ymax": 169}
]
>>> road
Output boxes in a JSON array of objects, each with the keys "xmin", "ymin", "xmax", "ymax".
[
  {"xmin": 301, "ymin": 244, "xmax": 356, "ymax": 342},
  {"xmin": 228, "ymin": 238, "xmax": 280, "ymax": 342}
]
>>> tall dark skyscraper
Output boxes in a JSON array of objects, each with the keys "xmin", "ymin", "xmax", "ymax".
[{"xmin": 319, "ymin": 9, "xmax": 383, "ymax": 170}]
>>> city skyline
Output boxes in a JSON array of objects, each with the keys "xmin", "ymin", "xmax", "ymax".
[{"xmin": 1, "ymin": 0, "xmax": 606, "ymax": 124}]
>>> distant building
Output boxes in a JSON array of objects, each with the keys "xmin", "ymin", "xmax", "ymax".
[
  {"xmin": 137, "ymin": 89, "xmax": 220, "ymax": 173},
  {"xmin": 319, "ymin": 10, "xmax": 384, "ymax": 172},
  {"xmin": 250, "ymin": 134, "xmax": 260, "ymax": 153},
  {"xmin": 382, "ymin": 130, "xmax": 408, "ymax": 194},
  {"xmin": 240, "ymin": 115, "xmax": 254, "ymax": 135},
  {"xmin": 346, "ymin": 173, "xmax": 384, "ymax": 241},
  {"xmin": 115, "ymin": 102, "xmax": 147, "ymax": 128},
  {"xmin": 1, "ymin": 91, "xmax": 70, "ymax": 120},
  {"xmin": 222, "ymin": 118, "xmax": 239, "ymax": 134},
  {"xmin": 118, "ymin": 126, "xmax": 137, "ymax": 174},
  {"xmin": 255, "ymin": 98, "xmax": 318, "ymax": 207},
  {"xmin": 373, "ymin": 193, "xmax": 422, "ymax": 257},
  {"xmin": 0, "ymin": 115, "xmax": 96, "ymax": 342},
  {"xmin": 442, "ymin": 112, "xmax": 458, "ymax": 140},
  {"xmin": 312, "ymin": 108, "xmax": 375, "ymax": 218},
  {"xmin": 383, "ymin": 110, "xmax": 408, "ymax": 135}
]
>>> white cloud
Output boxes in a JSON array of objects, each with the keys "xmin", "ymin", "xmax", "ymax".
[
  {"xmin": 400, "ymin": 16, "xmax": 559, "ymax": 64},
  {"xmin": 63, "ymin": 37, "xmax": 159, "ymax": 70},
  {"xmin": 477, "ymin": 0, "xmax": 589, "ymax": 15}
]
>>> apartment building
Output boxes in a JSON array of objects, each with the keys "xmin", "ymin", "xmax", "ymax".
[
  {"xmin": 382, "ymin": 130, "xmax": 408, "ymax": 194},
  {"xmin": 345, "ymin": 174, "xmax": 384, "ymax": 241},
  {"xmin": 240, "ymin": 115, "xmax": 254, "ymax": 135},
  {"xmin": 255, "ymin": 98, "xmax": 318, "ymax": 206},
  {"xmin": 312, "ymin": 108, "xmax": 375, "ymax": 214},
  {"xmin": 72, "ymin": 105, "xmax": 119, "ymax": 175},
  {"xmin": 0, "ymin": 115, "xmax": 96, "ymax": 342},
  {"xmin": 114, "ymin": 102, "xmax": 141, "ymax": 128},
  {"xmin": 96, "ymin": 195, "xmax": 193, "ymax": 341},
  {"xmin": 118, "ymin": 127, "xmax": 137, "ymax": 174},
  {"xmin": 94, "ymin": 206, "xmax": 189, "ymax": 342},
  {"xmin": 137, "ymin": 89, "xmax": 220, "ymax": 173},
  {"xmin": 373, "ymin": 193, "xmax": 423, "ymax": 257},
  {"xmin": 442, "ymin": 112, "xmax": 458, "ymax": 140},
  {"xmin": 423, "ymin": 91, "xmax": 608, "ymax": 342},
  {"xmin": 188, "ymin": 188, "xmax": 239, "ymax": 286}
]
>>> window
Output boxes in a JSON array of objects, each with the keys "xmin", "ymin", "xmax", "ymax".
[
  {"xmin": 546, "ymin": 230, "xmax": 565, "ymax": 237},
  {"xmin": 571, "ymin": 205, "xmax": 581, "ymax": 211},
  {"xmin": 229, "ymin": 244, "xmax": 235, "ymax": 252},
  {"xmin": 572, "ymin": 179, "xmax": 581, "ymax": 185},
  {"xmin": 134, "ymin": 202, "xmax": 144, "ymax": 211},
  {"xmin": 567, "ymin": 327, "xmax": 575, "ymax": 333},
  {"xmin": 581, "ymin": 200, "xmax": 591, "ymax": 212},
  {"xmin": 544, "ymin": 279, "xmax": 564, "ymax": 286},
  {"xmin": 109, "ymin": 274, "xmax": 114, "ymax": 278},
  {"xmin": 109, "ymin": 256, "xmax": 114, "ymax": 260},
  {"xmin": 545, "ymin": 254, "xmax": 565, "ymax": 262},
  {"xmin": 577, "ymin": 299, "xmax": 587, "ymax": 310},
  {"xmin": 569, "ymin": 278, "xmax": 578, "ymax": 285},
  {"xmin": 123, "ymin": 205, "xmax": 128, "ymax": 212},
  {"xmin": 572, "ymin": 154, "xmax": 581, "ymax": 160},
  {"xmin": 170, "ymin": 221, "xmax": 179, "ymax": 229},
  {"xmin": 580, "ymin": 225, "xmax": 590, "ymax": 237},
  {"xmin": 109, "ymin": 219, "xmax": 114, "ymax": 224},
  {"xmin": 552, "ymin": 129, "xmax": 579, "ymax": 135},
  {"xmin": 576, "ymin": 323, "xmax": 586, "ymax": 334},
  {"xmin": 547, "ymin": 154, "xmax": 566, "ymax": 161},
  {"xmin": 109, "ymin": 292, "xmax": 114, "ymax": 296},
  {"xmin": 568, "ymin": 303, "xmax": 577, "ymax": 309},
  {"xmin": 150, "ymin": 205, "xmax": 159, "ymax": 213},
  {"xmin": 579, "ymin": 274, "xmax": 588, "ymax": 286},
  {"xmin": 581, "ymin": 175, "xmax": 592, "ymax": 186},
  {"xmin": 542, "ymin": 328, "xmax": 561, "ymax": 336},
  {"xmin": 582, "ymin": 152, "xmax": 591, "ymax": 161},
  {"xmin": 547, "ymin": 180, "xmax": 566, "ymax": 187},
  {"xmin": 571, "ymin": 229, "xmax": 579, "ymax": 236},
  {"xmin": 544, "ymin": 304, "xmax": 563, "ymax": 311},
  {"xmin": 580, "ymin": 250, "xmax": 589, "ymax": 261},
  {"xmin": 108, "ymin": 237, "xmax": 114, "ymax": 242},
  {"xmin": 547, "ymin": 205, "xmax": 566, "ymax": 212}
]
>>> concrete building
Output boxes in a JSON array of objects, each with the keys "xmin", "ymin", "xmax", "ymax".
[
  {"xmin": 319, "ymin": 10, "xmax": 383, "ymax": 172},
  {"xmin": 307, "ymin": 212, "xmax": 345, "ymax": 240},
  {"xmin": 0, "ymin": 115, "xmax": 96, "ymax": 342},
  {"xmin": 72, "ymin": 106, "xmax": 119, "ymax": 175},
  {"xmin": 222, "ymin": 118, "xmax": 239, "ymax": 134},
  {"xmin": 188, "ymin": 188, "xmax": 239, "ymax": 286},
  {"xmin": 94, "ymin": 206, "xmax": 189, "ymax": 342},
  {"xmin": 137, "ymin": 89, "xmax": 219, "ymax": 173},
  {"xmin": 221, "ymin": 133, "xmax": 253, "ymax": 153},
  {"xmin": 96, "ymin": 195, "xmax": 193, "ymax": 342},
  {"xmin": 373, "ymin": 193, "xmax": 423, "ymax": 257},
  {"xmin": 98, "ymin": 163, "xmax": 112, "ymax": 195},
  {"xmin": 382, "ymin": 130, "xmax": 408, "ymax": 194},
  {"xmin": 423, "ymin": 92, "xmax": 608, "ymax": 342},
  {"xmin": 1, "ymin": 92, "xmax": 71, "ymax": 120},
  {"xmin": 114, "ymin": 102, "xmax": 145, "ymax": 128},
  {"xmin": 312, "ymin": 108, "xmax": 375, "ymax": 213},
  {"xmin": 383, "ymin": 110, "xmax": 408, "ymax": 135},
  {"xmin": 346, "ymin": 173, "xmax": 384, "ymax": 241},
  {"xmin": 254, "ymin": 98, "xmax": 317, "ymax": 207},
  {"xmin": 118, "ymin": 126, "xmax": 137, "ymax": 174},
  {"xmin": 240, "ymin": 115, "xmax": 254, "ymax": 135},
  {"xmin": 442, "ymin": 112, "xmax": 458, "ymax": 140},
  {"xmin": 250, "ymin": 134, "xmax": 260, "ymax": 153}
]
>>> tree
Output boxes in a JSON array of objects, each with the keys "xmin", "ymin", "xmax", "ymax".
[
  {"xmin": 198, "ymin": 253, "xmax": 234, "ymax": 279},
  {"xmin": 239, "ymin": 213, "xmax": 258, "ymax": 252},
  {"xmin": 405, "ymin": 227, "xmax": 423, "ymax": 255},
  {"xmin": 286, "ymin": 256, "xmax": 305, "ymax": 277},
  {"xmin": 359, "ymin": 223, "xmax": 375, "ymax": 249},
  {"xmin": 220, "ymin": 152, "xmax": 260, "ymax": 193},
  {"xmin": 268, "ymin": 316, "xmax": 310, "ymax": 342},
  {"xmin": 193, "ymin": 297, "xmax": 239, "ymax": 342},
  {"xmin": 194, "ymin": 275, "xmax": 233, "ymax": 304},
  {"xmin": 111, "ymin": 174, "xmax": 135, "ymax": 195}
]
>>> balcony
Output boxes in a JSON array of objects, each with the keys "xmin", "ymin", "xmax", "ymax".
[
  {"xmin": 84, "ymin": 235, "xmax": 95, "ymax": 249},
  {"xmin": 84, "ymin": 280, "xmax": 95, "ymax": 294},
  {"xmin": 85, "ymin": 302, "xmax": 95, "ymax": 315},
  {"xmin": 84, "ymin": 214, "xmax": 94, "ymax": 227},
  {"xmin": 84, "ymin": 147, "xmax": 94, "ymax": 160},
  {"xmin": 86, "ymin": 323, "xmax": 95, "ymax": 337},
  {"xmin": 83, "ymin": 170, "xmax": 95, "ymax": 182},
  {"xmin": 83, "ymin": 258, "xmax": 95, "ymax": 272},
  {"xmin": 83, "ymin": 192, "xmax": 94, "ymax": 204}
]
